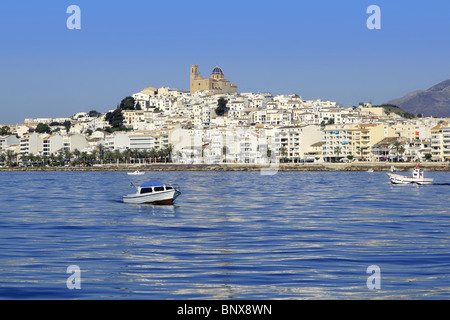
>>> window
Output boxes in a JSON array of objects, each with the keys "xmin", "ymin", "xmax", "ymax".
[
  {"xmin": 154, "ymin": 186, "xmax": 164, "ymax": 192},
  {"xmin": 166, "ymin": 186, "xmax": 173, "ymax": 190},
  {"xmin": 140, "ymin": 188, "xmax": 153, "ymax": 194}
]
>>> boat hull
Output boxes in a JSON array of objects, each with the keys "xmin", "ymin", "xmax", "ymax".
[
  {"xmin": 123, "ymin": 189, "xmax": 180, "ymax": 205},
  {"xmin": 128, "ymin": 172, "xmax": 144, "ymax": 175},
  {"xmin": 387, "ymin": 173, "xmax": 434, "ymax": 185}
]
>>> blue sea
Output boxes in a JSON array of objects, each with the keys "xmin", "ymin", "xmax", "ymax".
[{"xmin": 1, "ymin": 170, "xmax": 450, "ymax": 299}]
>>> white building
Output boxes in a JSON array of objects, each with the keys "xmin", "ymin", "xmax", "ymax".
[
  {"xmin": 274, "ymin": 125, "xmax": 323, "ymax": 162},
  {"xmin": 322, "ymin": 124, "xmax": 352, "ymax": 162},
  {"xmin": 431, "ymin": 122, "xmax": 450, "ymax": 161},
  {"xmin": 0, "ymin": 135, "xmax": 20, "ymax": 153},
  {"xmin": 41, "ymin": 134, "xmax": 64, "ymax": 156},
  {"xmin": 63, "ymin": 134, "xmax": 89, "ymax": 152},
  {"xmin": 20, "ymin": 133, "xmax": 41, "ymax": 155}
]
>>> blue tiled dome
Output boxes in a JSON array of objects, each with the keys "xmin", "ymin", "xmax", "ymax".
[{"xmin": 211, "ymin": 66, "xmax": 224, "ymax": 75}]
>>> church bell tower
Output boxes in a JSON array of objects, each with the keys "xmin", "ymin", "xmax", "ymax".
[{"xmin": 190, "ymin": 64, "xmax": 199, "ymax": 93}]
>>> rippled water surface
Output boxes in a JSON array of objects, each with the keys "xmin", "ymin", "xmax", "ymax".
[{"xmin": 1, "ymin": 170, "xmax": 450, "ymax": 299}]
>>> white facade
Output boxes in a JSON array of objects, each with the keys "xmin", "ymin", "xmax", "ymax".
[
  {"xmin": 322, "ymin": 124, "xmax": 352, "ymax": 162},
  {"xmin": 63, "ymin": 134, "xmax": 89, "ymax": 152},
  {"xmin": 42, "ymin": 134, "xmax": 64, "ymax": 156},
  {"xmin": 20, "ymin": 133, "xmax": 41, "ymax": 155},
  {"xmin": 0, "ymin": 135, "xmax": 20, "ymax": 152}
]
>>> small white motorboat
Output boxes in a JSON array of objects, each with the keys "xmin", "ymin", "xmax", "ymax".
[
  {"xmin": 128, "ymin": 170, "xmax": 145, "ymax": 175},
  {"xmin": 367, "ymin": 168, "xmax": 374, "ymax": 173},
  {"xmin": 123, "ymin": 180, "xmax": 181, "ymax": 205},
  {"xmin": 387, "ymin": 164, "xmax": 433, "ymax": 185}
]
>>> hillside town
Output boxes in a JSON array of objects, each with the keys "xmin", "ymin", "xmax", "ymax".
[{"xmin": 1, "ymin": 65, "xmax": 450, "ymax": 167}]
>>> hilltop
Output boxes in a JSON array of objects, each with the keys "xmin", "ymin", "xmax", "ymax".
[{"xmin": 387, "ymin": 79, "xmax": 450, "ymax": 117}]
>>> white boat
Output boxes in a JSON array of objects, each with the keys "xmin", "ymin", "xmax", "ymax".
[
  {"xmin": 123, "ymin": 180, "xmax": 181, "ymax": 205},
  {"xmin": 128, "ymin": 170, "xmax": 145, "ymax": 175},
  {"xmin": 367, "ymin": 168, "xmax": 374, "ymax": 172},
  {"xmin": 387, "ymin": 164, "xmax": 433, "ymax": 185}
]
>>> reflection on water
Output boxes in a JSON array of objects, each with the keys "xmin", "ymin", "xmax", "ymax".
[{"xmin": 0, "ymin": 171, "xmax": 450, "ymax": 299}]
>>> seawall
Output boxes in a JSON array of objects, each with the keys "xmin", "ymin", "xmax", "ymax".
[{"xmin": 1, "ymin": 162, "xmax": 449, "ymax": 172}]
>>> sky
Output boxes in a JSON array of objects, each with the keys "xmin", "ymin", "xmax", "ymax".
[{"xmin": 0, "ymin": 0, "xmax": 449, "ymax": 124}]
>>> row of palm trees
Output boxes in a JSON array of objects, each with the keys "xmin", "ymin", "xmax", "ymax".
[
  {"xmin": 0, "ymin": 144, "xmax": 174, "ymax": 167},
  {"xmin": 332, "ymin": 141, "xmax": 406, "ymax": 162}
]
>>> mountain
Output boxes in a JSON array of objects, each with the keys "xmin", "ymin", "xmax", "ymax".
[{"xmin": 386, "ymin": 79, "xmax": 450, "ymax": 117}]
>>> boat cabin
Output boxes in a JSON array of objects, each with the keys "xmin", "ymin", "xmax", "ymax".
[{"xmin": 138, "ymin": 180, "xmax": 173, "ymax": 194}]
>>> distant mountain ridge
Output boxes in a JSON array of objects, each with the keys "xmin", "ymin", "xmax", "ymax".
[{"xmin": 386, "ymin": 79, "xmax": 450, "ymax": 117}]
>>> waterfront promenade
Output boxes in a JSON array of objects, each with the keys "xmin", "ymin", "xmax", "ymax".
[{"xmin": 1, "ymin": 162, "xmax": 449, "ymax": 172}]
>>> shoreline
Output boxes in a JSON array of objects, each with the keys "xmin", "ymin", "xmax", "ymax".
[{"xmin": 1, "ymin": 162, "xmax": 450, "ymax": 172}]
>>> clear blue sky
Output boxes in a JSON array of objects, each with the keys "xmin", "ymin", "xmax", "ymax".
[{"xmin": 0, "ymin": 0, "xmax": 449, "ymax": 124}]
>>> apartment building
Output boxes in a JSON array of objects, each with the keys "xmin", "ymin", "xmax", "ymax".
[
  {"xmin": 322, "ymin": 124, "xmax": 352, "ymax": 162},
  {"xmin": 348, "ymin": 123, "xmax": 392, "ymax": 161},
  {"xmin": 20, "ymin": 133, "xmax": 41, "ymax": 155},
  {"xmin": 129, "ymin": 130, "xmax": 170, "ymax": 151},
  {"xmin": 430, "ymin": 122, "xmax": 450, "ymax": 161},
  {"xmin": 63, "ymin": 134, "xmax": 89, "ymax": 152},
  {"xmin": 274, "ymin": 125, "xmax": 323, "ymax": 162},
  {"xmin": 41, "ymin": 134, "xmax": 64, "ymax": 156},
  {"xmin": 0, "ymin": 135, "xmax": 20, "ymax": 153}
]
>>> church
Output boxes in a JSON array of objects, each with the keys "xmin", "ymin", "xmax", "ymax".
[{"xmin": 190, "ymin": 64, "xmax": 238, "ymax": 94}]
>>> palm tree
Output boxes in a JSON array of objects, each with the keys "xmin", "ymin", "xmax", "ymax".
[
  {"xmin": 279, "ymin": 146, "xmax": 287, "ymax": 162},
  {"xmin": 49, "ymin": 153, "xmax": 56, "ymax": 166},
  {"xmin": 56, "ymin": 153, "xmax": 64, "ymax": 166},
  {"xmin": 149, "ymin": 148, "xmax": 157, "ymax": 163},
  {"xmin": 0, "ymin": 153, "xmax": 6, "ymax": 166},
  {"xmin": 28, "ymin": 153, "xmax": 37, "ymax": 167},
  {"xmin": 96, "ymin": 144, "xmax": 105, "ymax": 164},
  {"xmin": 20, "ymin": 153, "xmax": 29, "ymax": 166},
  {"xmin": 73, "ymin": 149, "xmax": 81, "ymax": 161},
  {"xmin": 123, "ymin": 149, "xmax": 132, "ymax": 166},
  {"xmin": 131, "ymin": 149, "xmax": 139, "ymax": 165},
  {"xmin": 41, "ymin": 154, "xmax": 49, "ymax": 166},
  {"xmin": 34, "ymin": 154, "xmax": 42, "ymax": 166},
  {"xmin": 113, "ymin": 149, "xmax": 122, "ymax": 166},
  {"xmin": 166, "ymin": 144, "xmax": 174, "ymax": 163},
  {"xmin": 398, "ymin": 145, "xmax": 406, "ymax": 162},
  {"xmin": 392, "ymin": 141, "xmax": 403, "ymax": 162},
  {"xmin": 5, "ymin": 150, "xmax": 17, "ymax": 167},
  {"xmin": 90, "ymin": 150, "xmax": 98, "ymax": 165},
  {"xmin": 64, "ymin": 150, "xmax": 72, "ymax": 165},
  {"xmin": 141, "ymin": 150, "xmax": 150, "ymax": 165},
  {"xmin": 80, "ymin": 152, "xmax": 89, "ymax": 166},
  {"xmin": 334, "ymin": 146, "xmax": 342, "ymax": 162},
  {"xmin": 107, "ymin": 150, "xmax": 115, "ymax": 164},
  {"xmin": 157, "ymin": 149, "xmax": 165, "ymax": 163},
  {"xmin": 222, "ymin": 146, "xmax": 228, "ymax": 163}
]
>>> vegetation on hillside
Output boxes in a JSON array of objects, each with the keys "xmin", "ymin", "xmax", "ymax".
[
  {"xmin": 372, "ymin": 104, "xmax": 416, "ymax": 119},
  {"xmin": 215, "ymin": 97, "xmax": 229, "ymax": 116}
]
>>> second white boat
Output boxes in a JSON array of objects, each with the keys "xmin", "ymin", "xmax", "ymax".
[{"xmin": 387, "ymin": 164, "xmax": 433, "ymax": 185}]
